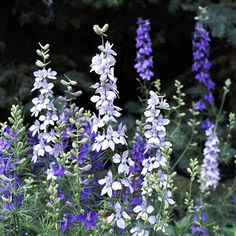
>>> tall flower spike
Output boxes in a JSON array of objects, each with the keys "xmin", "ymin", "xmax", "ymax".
[
  {"xmin": 90, "ymin": 24, "xmax": 132, "ymax": 231},
  {"xmin": 199, "ymin": 125, "xmax": 220, "ymax": 192},
  {"xmin": 134, "ymin": 17, "xmax": 154, "ymax": 81},
  {"xmin": 131, "ymin": 90, "xmax": 174, "ymax": 234},
  {"xmin": 30, "ymin": 43, "xmax": 58, "ymax": 163},
  {"xmin": 192, "ymin": 7, "xmax": 215, "ymax": 114}
]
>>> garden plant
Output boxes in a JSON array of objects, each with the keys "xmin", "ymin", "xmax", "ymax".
[{"xmin": 0, "ymin": 5, "xmax": 236, "ymax": 236}]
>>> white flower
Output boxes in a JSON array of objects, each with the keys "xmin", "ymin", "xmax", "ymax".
[
  {"xmin": 107, "ymin": 202, "xmax": 130, "ymax": 229},
  {"xmin": 147, "ymin": 91, "xmax": 160, "ymax": 109},
  {"xmin": 31, "ymin": 139, "xmax": 53, "ymax": 162},
  {"xmin": 31, "ymin": 95, "xmax": 50, "ymax": 117},
  {"xmin": 148, "ymin": 214, "xmax": 168, "ymax": 233},
  {"xmin": 98, "ymin": 171, "xmax": 122, "ymax": 197},
  {"xmin": 29, "ymin": 120, "xmax": 41, "ymax": 136},
  {"xmin": 46, "ymin": 165, "xmax": 56, "ymax": 180},
  {"xmin": 92, "ymin": 125, "xmax": 125, "ymax": 152},
  {"xmin": 113, "ymin": 150, "xmax": 134, "ymax": 175},
  {"xmin": 158, "ymin": 190, "xmax": 175, "ymax": 208},
  {"xmin": 130, "ymin": 225, "xmax": 149, "ymax": 236},
  {"xmin": 200, "ymin": 125, "xmax": 220, "ymax": 191},
  {"xmin": 39, "ymin": 112, "xmax": 58, "ymax": 131},
  {"xmin": 133, "ymin": 201, "xmax": 154, "ymax": 221},
  {"xmin": 144, "ymin": 108, "xmax": 160, "ymax": 123},
  {"xmin": 120, "ymin": 174, "xmax": 134, "ymax": 193},
  {"xmin": 98, "ymin": 41, "xmax": 117, "ymax": 56}
]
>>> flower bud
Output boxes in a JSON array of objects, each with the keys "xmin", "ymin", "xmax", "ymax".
[
  {"xmin": 39, "ymin": 42, "xmax": 50, "ymax": 51},
  {"xmin": 36, "ymin": 49, "xmax": 43, "ymax": 56},
  {"xmin": 93, "ymin": 25, "xmax": 103, "ymax": 35},
  {"xmin": 101, "ymin": 23, "xmax": 109, "ymax": 33},
  {"xmin": 60, "ymin": 79, "xmax": 69, "ymax": 86},
  {"xmin": 79, "ymin": 164, "xmax": 92, "ymax": 172},
  {"xmin": 36, "ymin": 60, "xmax": 45, "ymax": 68},
  {"xmin": 0, "ymin": 174, "xmax": 14, "ymax": 182}
]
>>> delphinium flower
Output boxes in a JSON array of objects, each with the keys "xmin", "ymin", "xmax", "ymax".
[
  {"xmin": 30, "ymin": 43, "xmax": 58, "ymax": 163},
  {"xmin": 90, "ymin": 24, "xmax": 133, "ymax": 232},
  {"xmin": 126, "ymin": 120, "xmax": 151, "ymax": 208},
  {"xmin": 192, "ymin": 7, "xmax": 215, "ymax": 127},
  {"xmin": 50, "ymin": 78, "xmax": 102, "ymax": 233},
  {"xmin": 199, "ymin": 125, "xmax": 220, "ymax": 192},
  {"xmin": 0, "ymin": 105, "xmax": 29, "ymax": 235},
  {"xmin": 130, "ymin": 90, "xmax": 175, "ymax": 235},
  {"xmin": 190, "ymin": 199, "xmax": 209, "ymax": 236},
  {"xmin": 0, "ymin": 126, "xmax": 19, "ymax": 210},
  {"xmin": 134, "ymin": 17, "xmax": 154, "ymax": 81},
  {"xmin": 59, "ymin": 213, "xmax": 77, "ymax": 233}
]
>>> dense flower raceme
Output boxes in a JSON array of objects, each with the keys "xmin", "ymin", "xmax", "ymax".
[
  {"xmin": 126, "ymin": 121, "xmax": 151, "ymax": 208},
  {"xmin": 190, "ymin": 199, "xmax": 209, "ymax": 236},
  {"xmin": 199, "ymin": 125, "xmax": 220, "ymax": 192},
  {"xmin": 30, "ymin": 45, "xmax": 58, "ymax": 163},
  {"xmin": 45, "ymin": 106, "xmax": 102, "ymax": 232},
  {"xmin": 0, "ymin": 126, "xmax": 22, "ymax": 210},
  {"xmin": 90, "ymin": 38, "xmax": 134, "ymax": 231},
  {"xmin": 192, "ymin": 8, "xmax": 215, "ymax": 117},
  {"xmin": 134, "ymin": 17, "xmax": 154, "ymax": 81},
  {"xmin": 130, "ymin": 91, "xmax": 174, "ymax": 235}
]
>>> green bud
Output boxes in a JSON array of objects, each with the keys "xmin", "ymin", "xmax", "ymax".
[{"xmin": 0, "ymin": 174, "xmax": 14, "ymax": 182}]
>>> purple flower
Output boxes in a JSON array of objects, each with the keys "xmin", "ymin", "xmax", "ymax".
[
  {"xmin": 200, "ymin": 125, "xmax": 220, "ymax": 191},
  {"xmin": 232, "ymin": 195, "xmax": 236, "ymax": 204},
  {"xmin": 192, "ymin": 8, "xmax": 215, "ymax": 112},
  {"xmin": 200, "ymin": 118, "xmax": 214, "ymax": 130},
  {"xmin": 195, "ymin": 100, "xmax": 206, "ymax": 112},
  {"xmin": 59, "ymin": 213, "xmax": 77, "ymax": 233},
  {"xmin": 191, "ymin": 200, "xmax": 209, "ymax": 236},
  {"xmin": 0, "ymin": 126, "xmax": 22, "ymax": 211},
  {"xmin": 78, "ymin": 210, "xmax": 97, "ymax": 229},
  {"xmin": 134, "ymin": 17, "xmax": 154, "ymax": 81}
]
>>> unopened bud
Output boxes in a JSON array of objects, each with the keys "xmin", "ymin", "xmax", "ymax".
[
  {"xmin": 39, "ymin": 42, "xmax": 50, "ymax": 51},
  {"xmin": 36, "ymin": 60, "xmax": 45, "ymax": 68},
  {"xmin": 93, "ymin": 25, "xmax": 103, "ymax": 35},
  {"xmin": 0, "ymin": 174, "xmax": 14, "ymax": 182},
  {"xmin": 36, "ymin": 49, "xmax": 43, "ymax": 56},
  {"xmin": 79, "ymin": 164, "xmax": 92, "ymax": 172}
]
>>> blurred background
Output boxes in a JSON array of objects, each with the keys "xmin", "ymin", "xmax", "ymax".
[{"xmin": 0, "ymin": 0, "xmax": 235, "ymax": 123}]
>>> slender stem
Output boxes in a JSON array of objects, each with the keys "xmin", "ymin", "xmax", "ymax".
[
  {"xmin": 215, "ymin": 90, "xmax": 227, "ymax": 131},
  {"xmin": 171, "ymin": 132, "xmax": 194, "ymax": 171}
]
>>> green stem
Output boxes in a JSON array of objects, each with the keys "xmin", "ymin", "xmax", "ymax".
[
  {"xmin": 171, "ymin": 132, "xmax": 194, "ymax": 171},
  {"xmin": 215, "ymin": 90, "xmax": 227, "ymax": 131}
]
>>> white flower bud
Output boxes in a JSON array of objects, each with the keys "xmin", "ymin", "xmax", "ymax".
[
  {"xmin": 36, "ymin": 49, "xmax": 43, "ymax": 56},
  {"xmin": 36, "ymin": 60, "xmax": 46, "ymax": 68},
  {"xmin": 79, "ymin": 164, "xmax": 92, "ymax": 172},
  {"xmin": 44, "ymin": 54, "xmax": 50, "ymax": 60},
  {"xmin": 39, "ymin": 42, "xmax": 50, "ymax": 51},
  {"xmin": 93, "ymin": 25, "xmax": 103, "ymax": 35},
  {"xmin": 64, "ymin": 171, "xmax": 75, "ymax": 177},
  {"xmin": 0, "ymin": 174, "xmax": 14, "ymax": 182},
  {"xmin": 101, "ymin": 23, "xmax": 109, "ymax": 33}
]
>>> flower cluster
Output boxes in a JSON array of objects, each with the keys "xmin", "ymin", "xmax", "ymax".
[
  {"xmin": 90, "ymin": 28, "xmax": 134, "ymax": 231},
  {"xmin": 192, "ymin": 7, "xmax": 215, "ymax": 113},
  {"xmin": 134, "ymin": 17, "xmax": 154, "ymax": 81},
  {"xmin": 199, "ymin": 125, "xmax": 220, "ymax": 192},
  {"xmin": 0, "ymin": 126, "xmax": 20, "ymax": 210},
  {"xmin": 190, "ymin": 199, "xmax": 209, "ymax": 236},
  {"xmin": 130, "ymin": 91, "xmax": 174, "ymax": 234},
  {"xmin": 30, "ymin": 43, "xmax": 58, "ymax": 163},
  {"xmin": 90, "ymin": 41, "xmax": 127, "ymax": 151}
]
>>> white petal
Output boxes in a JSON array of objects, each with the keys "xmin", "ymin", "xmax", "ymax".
[
  {"xmin": 117, "ymin": 218, "xmax": 126, "ymax": 229},
  {"xmin": 112, "ymin": 181, "xmax": 122, "ymax": 191}
]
